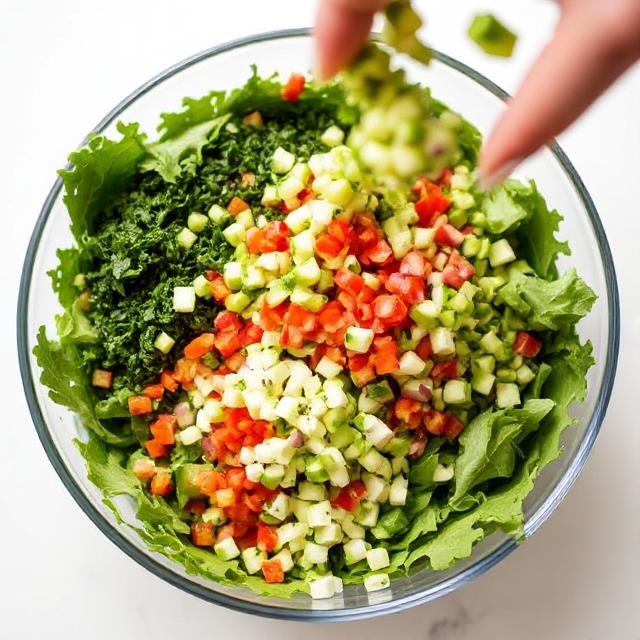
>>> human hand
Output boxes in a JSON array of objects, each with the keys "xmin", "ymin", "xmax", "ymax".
[{"xmin": 314, "ymin": 0, "xmax": 640, "ymax": 185}]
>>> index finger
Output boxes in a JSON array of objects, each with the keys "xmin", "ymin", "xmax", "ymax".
[{"xmin": 315, "ymin": 0, "xmax": 387, "ymax": 81}]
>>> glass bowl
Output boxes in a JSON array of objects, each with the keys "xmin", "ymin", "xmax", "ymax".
[{"xmin": 17, "ymin": 29, "xmax": 619, "ymax": 621}]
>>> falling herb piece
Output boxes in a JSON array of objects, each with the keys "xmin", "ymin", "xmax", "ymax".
[{"xmin": 468, "ymin": 13, "xmax": 518, "ymax": 58}]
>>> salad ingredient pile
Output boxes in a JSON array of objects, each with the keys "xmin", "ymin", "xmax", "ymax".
[{"xmin": 35, "ymin": 6, "xmax": 594, "ymax": 599}]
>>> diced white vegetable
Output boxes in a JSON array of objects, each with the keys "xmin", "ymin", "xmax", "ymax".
[
  {"xmin": 430, "ymin": 327, "xmax": 456, "ymax": 356},
  {"xmin": 364, "ymin": 574, "xmax": 390, "ymax": 592},
  {"xmin": 309, "ymin": 575, "xmax": 336, "ymax": 599},
  {"xmin": 443, "ymin": 380, "xmax": 467, "ymax": 405},
  {"xmin": 195, "ymin": 409, "xmax": 211, "ymax": 433},
  {"xmin": 154, "ymin": 331, "xmax": 175, "ymax": 354},
  {"xmin": 173, "ymin": 286, "xmax": 196, "ymax": 313},
  {"xmin": 303, "ymin": 541, "xmax": 329, "ymax": 565},
  {"xmin": 275, "ymin": 396, "xmax": 300, "ymax": 423},
  {"xmin": 367, "ymin": 547, "xmax": 390, "ymax": 571},
  {"xmin": 214, "ymin": 537, "xmax": 240, "ymax": 560},
  {"xmin": 324, "ymin": 380, "xmax": 348, "ymax": 409},
  {"xmin": 272, "ymin": 147, "xmax": 296, "ymax": 174},
  {"xmin": 315, "ymin": 524, "xmax": 342, "ymax": 546},
  {"xmin": 177, "ymin": 425, "xmax": 202, "ymax": 445},
  {"xmin": 398, "ymin": 350, "xmax": 426, "ymax": 376},
  {"xmin": 315, "ymin": 356, "xmax": 343, "ymax": 379},
  {"xmin": 389, "ymin": 475, "xmax": 408, "ymax": 506},
  {"xmin": 307, "ymin": 501, "xmax": 332, "ymax": 527},
  {"xmin": 278, "ymin": 522, "xmax": 309, "ymax": 545},
  {"xmin": 239, "ymin": 446, "xmax": 255, "ymax": 466},
  {"xmin": 245, "ymin": 463, "xmax": 264, "ymax": 483},
  {"xmin": 343, "ymin": 538, "xmax": 368, "ymax": 565},
  {"xmin": 241, "ymin": 547, "xmax": 266, "ymax": 574},
  {"xmin": 271, "ymin": 549, "xmax": 294, "ymax": 573},
  {"xmin": 496, "ymin": 382, "xmax": 521, "ymax": 408},
  {"xmin": 344, "ymin": 327, "xmax": 374, "ymax": 354}
]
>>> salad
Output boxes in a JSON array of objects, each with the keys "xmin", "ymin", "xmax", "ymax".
[{"xmin": 35, "ymin": 4, "xmax": 596, "ymax": 600}]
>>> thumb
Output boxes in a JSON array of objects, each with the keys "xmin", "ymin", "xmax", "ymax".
[
  {"xmin": 315, "ymin": 0, "xmax": 388, "ymax": 81},
  {"xmin": 479, "ymin": 2, "xmax": 640, "ymax": 185}
]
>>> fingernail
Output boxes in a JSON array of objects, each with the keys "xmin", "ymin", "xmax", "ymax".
[{"xmin": 477, "ymin": 158, "xmax": 522, "ymax": 190}]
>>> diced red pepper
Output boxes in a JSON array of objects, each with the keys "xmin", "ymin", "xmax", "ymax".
[
  {"xmin": 512, "ymin": 331, "xmax": 543, "ymax": 358},
  {"xmin": 282, "ymin": 72, "xmax": 305, "ymax": 101}
]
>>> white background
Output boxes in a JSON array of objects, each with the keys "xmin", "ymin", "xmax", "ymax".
[{"xmin": 2, "ymin": 1, "xmax": 639, "ymax": 638}]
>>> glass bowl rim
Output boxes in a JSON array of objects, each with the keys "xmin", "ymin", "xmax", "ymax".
[{"xmin": 17, "ymin": 27, "xmax": 620, "ymax": 622}]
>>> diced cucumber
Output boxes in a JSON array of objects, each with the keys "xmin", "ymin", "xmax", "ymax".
[
  {"xmin": 391, "ymin": 456, "xmax": 409, "ymax": 476},
  {"xmin": 398, "ymin": 350, "xmax": 425, "ymax": 376},
  {"xmin": 294, "ymin": 258, "xmax": 321, "ymax": 287},
  {"xmin": 321, "ymin": 125, "xmax": 345, "ymax": 147},
  {"xmin": 272, "ymin": 548, "xmax": 294, "ymax": 573},
  {"xmin": 193, "ymin": 274, "xmax": 211, "ymax": 299},
  {"xmin": 471, "ymin": 369, "xmax": 496, "ymax": 396},
  {"xmin": 154, "ymin": 331, "xmax": 175, "ymax": 354},
  {"xmin": 359, "ymin": 413, "xmax": 394, "ymax": 448},
  {"xmin": 177, "ymin": 227, "xmax": 197, "ymax": 249},
  {"xmin": 430, "ymin": 327, "xmax": 455, "ymax": 356},
  {"xmin": 343, "ymin": 538, "xmax": 367, "ymax": 565},
  {"xmin": 214, "ymin": 537, "xmax": 240, "ymax": 560},
  {"xmin": 355, "ymin": 501, "xmax": 379, "ymax": 527},
  {"xmin": 236, "ymin": 209, "xmax": 255, "ymax": 230},
  {"xmin": 496, "ymin": 382, "xmax": 521, "ymax": 408},
  {"xmin": 329, "ymin": 425, "xmax": 358, "ymax": 450},
  {"xmin": 265, "ymin": 493, "xmax": 291, "ymax": 521},
  {"xmin": 342, "ymin": 516, "xmax": 365, "ymax": 540},
  {"xmin": 208, "ymin": 204, "xmax": 229, "ymax": 224},
  {"xmin": 305, "ymin": 457, "xmax": 330, "ymax": 483},
  {"xmin": 188, "ymin": 212, "xmax": 208, "ymax": 233},
  {"xmin": 322, "ymin": 178, "xmax": 354, "ymax": 207},
  {"xmin": 489, "ymin": 238, "xmax": 516, "ymax": 267},
  {"xmin": 243, "ymin": 265, "xmax": 266, "ymax": 290},
  {"xmin": 389, "ymin": 474, "xmax": 408, "ymax": 506},
  {"xmin": 309, "ymin": 575, "xmax": 336, "ymax": 599},
  {"xmin": 260, "ymin": 463, "xmax": 286, "ymax": 489},
  {"xmin": 367, "ymin": 547, "xmax": 390, "ymax": 571},
  {"xmin": 317, "ymin": 268, "xmax": 335, "ymax": 292},
  {"xmin": 315, "ymin": 524, "xmax": 342, "ymax": 546},
  {"xmin": 291, "ymin": 231, "xmax": 315, "ymax": 263},
  {"xmin": 278, "ymin": 522, "xmax": 309, "ymax": 546},
  {"xmin": 303, "ymin": 541, "xmax": 329, "ymax": 564},
  {"xmin": 284, "ymin": 204, "xmax": 312, "ymax": 234},
  {"xmin": 462, "ymin": 235, "xmax": 481, "ymax": 258},
  {"xmin": 516, "ymin": 364, "xmax": 535, "ymax": 385},
  {"xmin": 344, "ymin": 326, "xmax": 374, "ymax": 353},
  {"xmin": 245, "ymin": 462, "xmax": 264, "ymax": 483},
  {"xmin": 497, "ymin": 367, "xmax": 517, "ymax": 383},
  {"xmin": 324, "ymin": 380, "xmax": 349, "ymax": 409},
  {"xmin": 413, "ymin": 226, "xmax": 435, "ymax": 249},
  {"xmin": 290, "ymin": 287, "xmax": 327, "ymax": 312},
  {"xmin": 272, "ymin": 147, "xmax": 296, "ymax": 174},
  {"xmin": 316, "ymin": 356, "xmax": 343, "ymax": 379},
  {"xmin": 225, "ymin": 292, "xmax": 252, "ymax": 313},
  {"xmin": 223, "ymin": 261, "xmax": 242, "ymax": 290},
  {"xmin": 410, "ymin": 300, "xmax": 439, "ymax": 329},
  {"xmin": 202, "ymin": 506, "xmax": 226, "ymax": 526},
  {"xmin": 364, "ymin": 573, "xmax": 390, "ymax": 592},
  {"xmin": 358, "ymin": 393, "xmax": 381, "ymax": 414},
  {"xmin": 358, "ymin": 449, "xmax": 386, "ymax": 474},
  {"xmin": 433, "ymin": 463, "xmax": 455, "ymax": 483},
  {"xmin": 173, "ymin": 286, "xmax": 196, "ymax": 313},
  {"xmin": 241, "ymin": 547, "xmax": 266, "ymax": 575},
  {"xmin": 362, "ymin": 272, "xmax": 381, "ymax": 290},
  {"xmin": 443, "ymin": 380, "xmax": 468, "ymax": 405},
  {"xmin": 361, "ymin": 472, "xmax": 389, "ymax": 503},
  {"xmin": 297, "ymin": 482, "xmax": 328, "ymax": 503}
]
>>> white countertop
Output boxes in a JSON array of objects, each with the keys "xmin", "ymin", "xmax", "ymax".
[{"xmin": 2, "ymin": 1, "xmax": 639, "ymax": 637}]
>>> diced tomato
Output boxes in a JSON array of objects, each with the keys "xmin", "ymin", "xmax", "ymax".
[
  {"xmin": 315, "ymin": 233, "xmax": 343, "ymax": 258},
  {"xmin": 435, "ymin": 224, "xmax": 464, "ymax": 248},
  {"xmin": 226, "ymin": 468, "xmax": 247, "ymax": 492},
  {"xmin": 298, "ymin": 189, "xmax": 315, "ymax": 205},
  {"xmin": 215, "ymin": 311, "xmax": 242, "ymax": 332},
  {"xmin": 239, "ymin": 322, "xmax": 263, "ymax": 346},
  {"xmin": 191, "ymin": 521, "xmax": 214, "ymax": 546},
  {"xmin": 331, "ymin": 480, "xmax": 367, "ymax": 511},
  {"xmin": 319, "ymin": 301, "xmax": 346, "ymax": 333},
  {"xmin": 399, "ymin": 251, "xmax": 426, "ymax": 277},
  {"xmin": 282, "ymin": 72, "xmax": 305, "ymax": 101},
  {"xmin": 351, "ymin": 366, "xmax": 376, "ymax": 387},
  {"xmin": 327, "ymin": 219, "xmax": 354, "ymax": 244},
  {"xmin": 149, "ymin": 471, "xmax": 172, "ymax": 495},
  {"xmin": 228, "ymin": 196, "xmax": 250, "ymax": 215},
  {"xmin": 236, "ymin": 527, "xmax": 258, "ymax": 550},
  {"xmin": 443, "ymin": 414, "xmax": 465, "ymax": 439},
  {"xmin": 372, "ymin": 336, "xmax": 399, "ymax": 375},
  {"xmin": 373, "ymin": 295, "xmax": 408, "ymax": 328},
  {"xmin": 91, "ymin": 369, "xmax": 113, "ymax": 389},
  {"xmin": 423, "ymin": 409, "xmax": 447, "ymax": 435},
  {"xmin": 395, "ymin": 398, "xmax": 422, "ymax": 423},
  {"xmin": 512, "ymin": 331, "xmax": 543, "ymax": 358},
  {"xmin": 128, "ymin": 395, "xmax": 152, "ymax": 415},
  {"xmin": 144, "ymin": 438, "xmax": 168, "ymax": 459},
  {"xmin": 415, "ymin": 336, "xmax": 433, "ymax": 361},
  {"xmin": 132, "ymin": 458, "xmax": 156, "ymax": 481},
  {"xmin": 261, "ymin": 559, "xmax": 285, "ymax": 583},
  {"xmin": 247, "ymin": 221, "xmax": 291, "ymax": 253},
  {"xmin": 259, "ymin": 299, "xmax": 288, "ymax": 331},
  {"xmin": 280, "ymin": 323, "xmax": 304, "ymax": 349},
  {"xmin": 448, "ymin": 251, "xmax": 475, "ymax": 280},
  {"xmin": 183, "ymin": 333, "xmax": 215, "ymax": 359},
  {"xmin": 143, "ymin": 383, "xmax": 164, "ymax": 400},
  {"xmin": 430, "ymin": 359, "xmax": 459, "ymax": 380},
  {"xmin": 335, "ymin": 269, "xmax": 364, "ymax": 296},
  {"xmin": 442, "ymin": 266, "xmax": 465, "ymax": 289},
  {"xmin": 160, "ymin": 370, "xmax": 179, "ymax": 393},
  {"xmin": 214, "ymin": 330, "xmax": 242, "ymax": 358},
  {"xmin": 286, "ymin": 304, "xmax": 317, "ymax": 333},
  {"xmin": 362, "ymin": 239, "xmax": 393, "ymax": 265},
  {"xmin": 209, "ymin": 275, "xmax": 231, "ymax": 302},
  {"xmin": 348, "ymin": 354, "xmax": 370, "ymax": 372},
  {"xmin": 385, "ymin": 272, "xmax": 425, "ymax": 305},
  {"xmin": 186, "ymin": 499, "xmax": 207, "ymax": 515},
  {"xmin": 438, "ymin": 167, "xmax": 453, "ymax": 187},
  {"xmin": 415, "ymin": 186, "xmax": 451, "ymax": 225},
  {"xmin": 150, "ymin": 414, "xmax": 177, "ymax": 445},
  {"xmin": 257, "ymin": 521, "xmax": 279, "ymax": 552}
]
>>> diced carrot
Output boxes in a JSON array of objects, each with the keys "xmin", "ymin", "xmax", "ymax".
[
  {"xmin": 191, "ymin": 521, "xmax": 214, "ymax": 546},
  {"xmin": 160, "ymin": 370, "xmax": 179, "ymax": 393},
  {"xmin": 149, "ymin": 471, "xmax": 173, "ymax": 495},
  {"xmin": 143, "ymin": 384, "xmax": 164, "ymax": 400},
  {"xmin": 144, "ymin": 439, "xmax": 168, "ymax": 459},
  {"xmin": 184, "ymin": 333, "xmax": 215, "ymax": 359},
  {"xmin": 261, "ymin": 559, "xmax": 285, "ymax": 583},
  {"xmin": 228, "ymin": 196, "xmax": 250, "ymax": 215},
  {"xmin": 150, "ymin": 415, "xmax": 176, "ymax": 445},
  {"xmin": 128, "ymin": 395, "xmax": 153, "ymax": 415}
]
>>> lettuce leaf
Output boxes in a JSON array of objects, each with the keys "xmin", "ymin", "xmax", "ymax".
[
  {"xmin": 450, "ymin": 399, "xmax": 554, "ymax": 510},
  {"xmin": 516, "ymin": 268, "xmax": 596, "ymax": 331},
  {"xmin": 481, "ymin": 180, "xmax": 532, "ymax": 234},
  {"xmin": 513, "ymin": 182, "xmax": 570, "ymax": 280},
  {"xmin": 59, "ymin": 122, "xmax": 148, "ymax": 240},
  {"xmin": 33, "ymin": 327, "xmax": 135, "ymax": 446}
]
